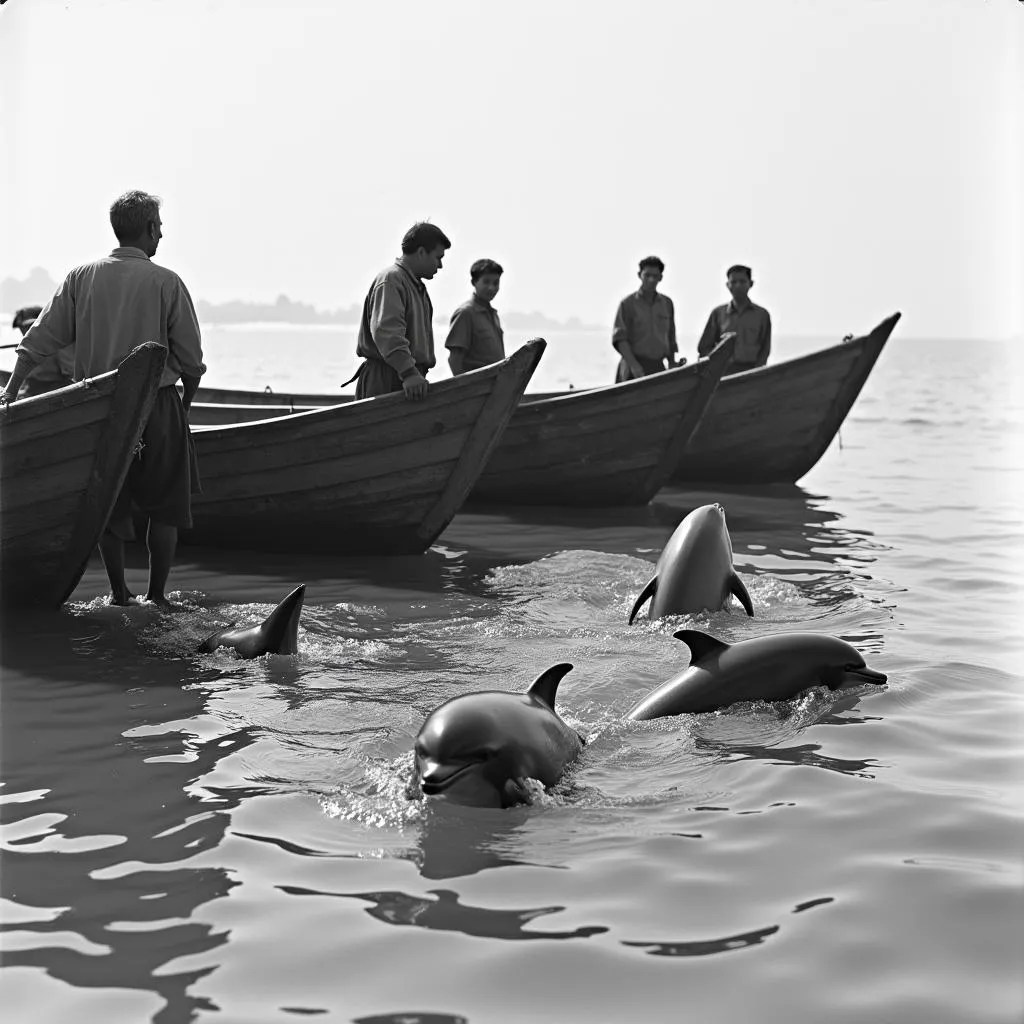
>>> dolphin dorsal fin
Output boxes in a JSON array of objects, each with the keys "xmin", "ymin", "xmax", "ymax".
[
  {"xmin": 628, "ymin": 576, "xmax": 658, "ymax": 625},
  {"xmin": 528, "ymin": 663, "xmax": 574, "ymax": 708},
  {"xmin": 673, "ymin": 629, "xmax": 730, "ymax": 663},
  {"xmin": 729, "ymin": 572, "xmax": 754, "ymax": 617}
]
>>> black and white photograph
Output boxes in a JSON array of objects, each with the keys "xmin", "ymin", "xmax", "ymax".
[{"xmin": 1, "ymin": 1, "xmax": 1021, "ymax": 1022}]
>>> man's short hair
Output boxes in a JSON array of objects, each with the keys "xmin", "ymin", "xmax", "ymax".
[
  {"xmin": 727, "ymin": 264, "xmax": 753, "ymax": 280},
  {"xmin": 109, "ymin": 190, "xmax": 162, "ymax": 243},
  {"xmin": 12, "ymin": 305, "xmax": 43, "ymax": 330},
  {"xmin": 401, "ymin": 222, "xmax": 452, "ymax": 255},
  {"xmin": 639, "ymin": 256, "xmax": 665, "ymax": 274},
  {"xmin": 470, "ymin": 258, "xmax": 503, "ymax": 282}
]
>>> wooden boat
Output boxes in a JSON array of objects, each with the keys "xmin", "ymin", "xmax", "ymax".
[
  {"xmin": 670, "ymin": 313, "xmax": 900, "ymax": 485},
  {"xmin": 0, "ymin": 343, "xmax": 167, "ymax": 608},
  {"xmin": 467, "ymin": 337, "xmax": 735, "ymax": 506},
  {"xmin": 185, "ymin": 340, "xmax": 545, "ymax": 554}
]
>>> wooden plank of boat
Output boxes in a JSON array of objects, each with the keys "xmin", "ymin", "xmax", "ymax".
[
  {"xmin": 671, "ymin": 312, "xmax": 901, "ymax": 485},
  {"xmin": 467, "ymin": 335, "xmax": 735, "ymax": 507},
  {"xmin": 0, "ymin": 342, "xmax": 167, "ymax": 608},
  {"xmin": 184, "ymin": 339, "xmax": 546, "ymax": 554}
]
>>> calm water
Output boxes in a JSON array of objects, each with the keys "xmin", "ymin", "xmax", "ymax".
[{"xmin": 2, "ymin": 325, "xmax": 1023, "ymax": 1024}]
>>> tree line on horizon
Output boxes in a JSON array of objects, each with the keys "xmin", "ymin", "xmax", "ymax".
[{"xmin": 0, "ymin": 269, "xmax": 598, "ymax": 331}]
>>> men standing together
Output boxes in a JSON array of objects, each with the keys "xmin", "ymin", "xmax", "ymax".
[{"xmin": 610, "ymin": 258, "xmax": 772, "ymax": 382}]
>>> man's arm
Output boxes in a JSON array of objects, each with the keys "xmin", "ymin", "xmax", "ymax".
[
  {"xmin": 1, "ymin": 280, "xmax": 76, "ymax": 402},
  {"xmin": 758, "ymin": 312, "xmax": 772, "ymax": 367},
  {"xmin": 370, "ymin": 277, "xmax": 427, "ymax": 399},
  {"xmin": 180, "ymin": 374, "xmax": 201, "ymax": 411},
  {"xmin": 167, "ymin": 279, "xmax": 207, "ymax": 399},
  {"xmin": 696, "ymin": 309, "xmax": 720, "ymax": 358},
  {"xmin": 612, "ymin": 300, "xmax": 645, "ymax": 377},
  {"xmin": 667, "ymin": 298, "xmax": 680, "ymax": 366},
  {"xmin": 445, "ymin": 306, "xmax": 472, "ymax": 376},
  {"xmin": 1, "ymin": 353, "xmax": 38, "ymax": 404}
]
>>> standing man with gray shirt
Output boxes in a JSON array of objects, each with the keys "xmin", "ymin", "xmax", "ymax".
[
  {"xmin": 1, "ymin": 190, "xmax": 206, "ymax": 607},
  {"xmin": 697, "ymin": 264, "xmax": 772, "ymax": 374},
  {"xmin": 351, "ymin": 222, "xmax": 451, "ymax": 400},
  {"xmin": 612, "ymin": 256, "xmax": 681, "ymax": 382}
]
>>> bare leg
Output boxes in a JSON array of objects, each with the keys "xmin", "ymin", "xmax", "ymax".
[
  {"xmin": 98, "ymin": 530, "xmax": 134, "ymax": 605},
  {"xmin": 145, "ymin": 520, "xmax": 178, "ymax": 605}
]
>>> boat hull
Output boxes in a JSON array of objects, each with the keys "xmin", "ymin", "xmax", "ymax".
[
  {"xmin": 0, "ymin": 343, "xmax": 167, "ymax": 608},
  {"xmin": 185, "ymin": 340, "xmax": 545, "ymax": 554},
  {"xmin": 468, "ymin": 338, "xmax": 734, "ymax": 506},
  {"xmin": 670, "ymin": 313, "xmax": 900, "ymax": 485}
]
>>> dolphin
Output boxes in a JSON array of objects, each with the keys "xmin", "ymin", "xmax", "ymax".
[
  {"xmin": 629, "ymin": 503, "xmax": 753, "ymax": 624},
  {"xmin": 626, "ymin": 628, "xmax": 888, "ymax": 719},
  {"xmin": 410, "ymin": 664, "xmax": 585, "ymax": 808},
  {"xmin": 197, "ymin": 584, "xmax": 306, "ymax": 659}
]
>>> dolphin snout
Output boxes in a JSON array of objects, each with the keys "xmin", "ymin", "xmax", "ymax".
[
  {"xmin": 846, "ymin": 666, "xmax": 888, "ymax": 685},
  {"xmin": 417, "ymin": 759, "xmax": 480, "ymax": 795}
]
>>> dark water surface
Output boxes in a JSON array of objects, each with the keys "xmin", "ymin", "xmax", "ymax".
[{"xmin": 2, "ymin": 335, "xmax": 1022, "ymax": 1023}]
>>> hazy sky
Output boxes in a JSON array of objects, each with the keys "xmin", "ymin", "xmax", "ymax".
[{"xmin": 2, "ymin": 0, "xmax": 1021, "ymax": 341}]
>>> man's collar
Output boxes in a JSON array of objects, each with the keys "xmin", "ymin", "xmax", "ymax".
[
  {"xmin": 396, "ymin": 256, "xmax": 424, "ymax": 287},
  {"xmin": 111, "ymin": 246, "xmax": 150, "ymax": 260}
]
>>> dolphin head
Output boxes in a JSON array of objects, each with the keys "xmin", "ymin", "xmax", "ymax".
[
  {"xmin": 412, "ymin": 664, "xmax": 579, "ymax": 809},
  {"xmin": 413, "ymin": 699, "xmax": 526, "ymax": 808},
  {"xmin": 816, "ymin": 636, "xmax": 888, "ymax": 689}
]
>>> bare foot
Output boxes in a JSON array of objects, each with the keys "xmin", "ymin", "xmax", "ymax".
[
  {"xmin": 108, "ymin": 591, "xmax": 137, "ymax": 607},
  {"xmin": 144, "ymin": 593, "xmax": 182, "ymax": 610}
]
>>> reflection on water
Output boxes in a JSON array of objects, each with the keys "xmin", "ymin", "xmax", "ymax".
[
  {"xmin": 697, "ymin": 737, "xmax": 880, "ymax": 780},
  {"xmin": 2, "ymin": 336, "xmax": 1022, "ymax": 1024},
  {"xmin": 0, "ymin": 615, "xmax": 253, "ymax": 1023},
  {"xmin": 408, "ymin": 803, "xmax": 551, "ymax": 881},
  {"xmin": 281, "ymin": 885, "xmax": 607, "ymax": 942},
  {"xmin": 623, "ymin": 924, "xmax": 780, "ymax": 957},
  {"xmin": 621, "ymin": 895, "xmax": 837, "ymax": 958}
]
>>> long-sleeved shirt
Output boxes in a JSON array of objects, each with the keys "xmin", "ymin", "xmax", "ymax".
[
  {"xmin": 697, "ymin": 300, "xmax": 772, "ymax": 368},
  {"xmin": 356, "ymin": 258, "xmax": 436, "ymax": 376},
  {"xmin": 611, "ymin": 290, "xmax": 677, "ymax": 361},
  {"xmin": 445, "ymin": 295, "xmax": 505, "ymax": 372},
  {"xmin": 16, "ymin": 247, "xmax": 206, "ymax": 389}
]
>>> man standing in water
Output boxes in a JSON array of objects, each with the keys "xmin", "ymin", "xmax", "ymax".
[
  {"xmin": 351, "ymin": 222, "xmax": 451, "ymax": 400},
  {"xmin": 697, "ymin": 264, "xmax": 772, "ymax": 374},
  {"xmin": 0, "ymin": 190, "xmax": 206, "ymax": 607},
  {"xmin": 611, "ymin": 256, "xmax": 681, "ymax": 382}
]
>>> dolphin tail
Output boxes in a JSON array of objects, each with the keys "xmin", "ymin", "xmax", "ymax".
[
  {"xmin": 628, "ymin": 576, "xmax": 658, "ymax": 625},
  {"xmin": 257, "ymin": 584, "xmax": 306, "ymax": 655},
  {"xmin": 729, "ymin": 572, "xmax": 754, "ymax": 617}
]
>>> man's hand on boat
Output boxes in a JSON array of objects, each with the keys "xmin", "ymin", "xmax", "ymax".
[{"xmin": 401, "ymin": 370, "xmax": 428, "ymax": 401}]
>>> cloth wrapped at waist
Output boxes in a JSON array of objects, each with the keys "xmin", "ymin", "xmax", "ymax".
[{"xmin": 343, "ymin": 358, "xmax": 430, "ymax": 399}]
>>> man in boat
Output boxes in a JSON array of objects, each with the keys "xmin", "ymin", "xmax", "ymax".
[
  {"xmin": 0, "ymin": 190, "xmax": 206, "ymax": 608},
  {"xmin": 697, "ymin": 264, "xmax": 772, "ymax": 374},
  {"xmin": 612, "ymin": 256, "xmax": 682, "ymax": 382},
  {"xmin": 446, "ymin": 258, "xmax": 505, "ymax": 375},
  {"xmin": 350, "ymin": 222, "xmax": 451, "ymax": 400},
  {"xmin": 9, "ymin": 306, "xmax": 75, "ymax": 397}
]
